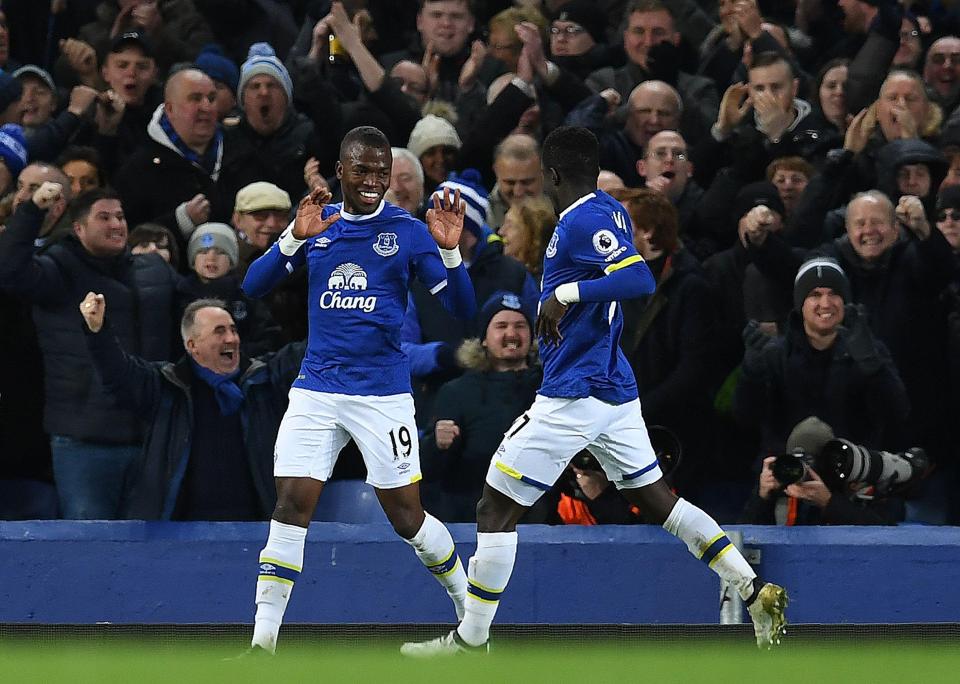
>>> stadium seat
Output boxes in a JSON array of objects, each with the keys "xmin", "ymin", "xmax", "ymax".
[{"xmin": 312, "ymin": 479, "xmax": 389, "ymax": 523}]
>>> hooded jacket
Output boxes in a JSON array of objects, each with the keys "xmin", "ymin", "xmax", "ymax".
[
  {"xmin": 875, "ymin": 138, "xmax": 948, "ymax": 219},
  {"xmin": 419, "ymin": 338, "xmax": 541, "ymax": 522}
]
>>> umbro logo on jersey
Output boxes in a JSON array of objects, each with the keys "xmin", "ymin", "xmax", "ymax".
[
  {"xmin": 322, "ymin": 263, "xmax": 377, "ymax": 312},
  {"xmin": 313, "ymin": 237, "xmax": 332, "ymax": 249},
  {"xmin": 373, "ymin": 232, "xmax": 399, "ymax": 256}
]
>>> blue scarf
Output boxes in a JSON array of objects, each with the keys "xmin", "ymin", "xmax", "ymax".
[
  {"xmin": 159, "ymin": 111, "xmax": 223, "ymax": 177},
  {"xmin": 189, "ymin": 358, "xmax": 244, "ymax": 416}
]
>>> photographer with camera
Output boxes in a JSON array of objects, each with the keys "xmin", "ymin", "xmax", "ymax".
[
  {"xmin": 734, "ymin": 257, "xmax": 918, "ymax": 523},
  {"xmin": 741, "ymin": 416, "xmax": 928, "ymax": 525}
]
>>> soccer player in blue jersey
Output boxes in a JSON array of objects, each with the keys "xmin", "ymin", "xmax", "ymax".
[
  {"xmin": 402, "ymin": 127, "xmax": 788, "ymax": 656},
  {"xmin": 241, "ymin": 126, "xmax": 476, "ymax": 654}
]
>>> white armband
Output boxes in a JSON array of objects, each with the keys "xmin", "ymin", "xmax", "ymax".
[
  {"xmin": 439, "ymin": 247, "xmax": 463, "ymax": 268},
  {"xmin": 554, "ymin": 282, "xmax": 580, "ymax": 305},
  {"xmin": 277, "ymin": 227, "xmax": 306, "ymax": 256}
]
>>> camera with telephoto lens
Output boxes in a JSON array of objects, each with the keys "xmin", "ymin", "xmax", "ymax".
[{"xmin": 772, "ymin": 439, "xmax": 929, "ymax": 495}]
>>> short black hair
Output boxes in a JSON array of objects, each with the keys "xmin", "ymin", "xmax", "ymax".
[
  {"xmin": 750, "ymin": 51, "xmax": 794, "ymax": 78},
  {"xmin": 542, "ymin": 126, "xmax": 599, "ymax": 183},
  {"xmin": 70, "ymin": 187, "xmax": 122, "ymax": 224},
  {"xmin": 340, "ymin": 126, "xmax": 391, "ymax": 159}
]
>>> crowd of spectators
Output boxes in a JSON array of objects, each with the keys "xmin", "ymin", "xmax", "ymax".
[{"xmin": 0, "ymin": 0, "xmax": 958, "ymax": 526}]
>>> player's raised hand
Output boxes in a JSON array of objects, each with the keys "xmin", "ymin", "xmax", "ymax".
[
  {"xmin": 80, "ymin": 292, "xmax": 106, "ymax": 333},
  {"xmin": 536, "ymin": 292, "xmax": 567, "ymax": 347},
  {"xmin": 426, "ymin": 187, "xmax": 465, "ymax": 249},
  {"xmin": 292, "ymin": 186, "xmax": 340, "ymax": 240}
]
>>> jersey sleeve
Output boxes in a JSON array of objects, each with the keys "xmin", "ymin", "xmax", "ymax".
[
  {"xmin": 241, "ymin": 220, "xmax": 308, "ymax": 298},
  {"xmin": 565, "ymin": 205, "xmax": 644, "ymax": 276},
  {"xmin": 409, "ymin": 220, "xmax": 449, "ymax": 294}
]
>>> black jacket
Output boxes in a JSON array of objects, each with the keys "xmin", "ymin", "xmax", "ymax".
[
  {"xmin": 221, "ymin": 109, "xmax": 334, "ymax": 203},
  {"xmin": 748, "ymin": 228, "xmax": 956, "ymax": 455},
  {"xmin": 420, "ymin": 344, "xmax": 541, "ymax": 522},
  {"xmin": 86, "ymin": 327, "xmax": 304, "ymax": 520},
  {"xmin": 114, "ymin": 135, "xmax": 231, "ymax": 250},
  {"xmin": 0, "ymin": 200, "xmax": 178, "ymax": 443},
  {"xmin": 733, "ymin": 310, "xmax": 910, "ymax": 455},
  {"xmin": 620, "ymin": 249, "xmax": 719, "ymax": 488}
]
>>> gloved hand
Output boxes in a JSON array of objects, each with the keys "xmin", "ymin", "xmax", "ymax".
[
  {"xmin": 646, "ymin": 41, "xmax": 680, "ymax": 86},
  {"xmin": 435, "ymin": 342, "xmax": 458, "ymax": 371},
  {"xmin": 741, "ymin": 319, "xmax": 773, "ymax": 373},
  {"xmin": 843, "ymin": 304, "xmax": 883, "ymax": 375}
]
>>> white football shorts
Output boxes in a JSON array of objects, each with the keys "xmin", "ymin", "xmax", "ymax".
[
  {"xmin": 486, "ymin": 395, "xmax": 663, "ymax": 507},
  {"xmin": 274, "ymin": 387, "xmax": 422, "ymax": 489}
]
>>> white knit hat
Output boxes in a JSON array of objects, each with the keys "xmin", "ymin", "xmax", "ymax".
[
  {"xmin": 406, "ymin": 115, "xmax": 462, "ymax": 159},
  {"xmin": 238, "ymin": 42, "xmax": 293, "ymax": 103}
]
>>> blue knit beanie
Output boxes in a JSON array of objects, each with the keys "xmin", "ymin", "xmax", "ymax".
[
  {"xmin": 436, "ymin": 168, "xmax": 490, "ymax": 239},
  {"xmin": 239, "ymin": 43, "xmax": 293, "ymax": 103},
  {"xmin": 195, "ymin": 44, "xmax": 239, "ymax": 95},
  {"xmin": 0, "ymin": 124, "xmax": 28, "ymax": 176}
]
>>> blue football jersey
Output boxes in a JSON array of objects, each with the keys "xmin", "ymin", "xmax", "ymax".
[
  {"xmin": 538, "ymin": 190, "xmax": 643, "ymax": 404},
  {"xmin": 245, "ymin": 201, "xmax": 454, "ymax": 396}
]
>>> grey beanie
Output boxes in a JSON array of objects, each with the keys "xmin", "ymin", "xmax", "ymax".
[
  {"xmin": 793, "ymin": 257, "xmax": 851, "ymax": 310},
  {"xmin": 188, "ymin": 222, "xmax": 239, "ymax": 268}
]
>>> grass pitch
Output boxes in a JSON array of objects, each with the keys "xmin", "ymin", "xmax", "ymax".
[{"xmin": 2, "ymin": 636, "xmax": 958, "ymax": 684}]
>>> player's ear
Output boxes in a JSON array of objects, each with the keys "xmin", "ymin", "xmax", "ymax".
[
  {"xmin": 335, "ymin": 161, "xmax": 343, "ymax": 180},
  {"xmin": 550, "ymin": 167, "xmax": 560, "ymax": 187}
]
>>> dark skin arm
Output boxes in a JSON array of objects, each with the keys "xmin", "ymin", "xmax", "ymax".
[{"xmin": 535, "ymin": 292, "xmax": 567, "ymax": 347}]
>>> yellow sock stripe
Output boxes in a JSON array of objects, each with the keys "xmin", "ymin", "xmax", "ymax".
[
  {"xmin": 257, "ymin": 576, "xmax": 295, "ymax": 585},
  {"xmin": 708, "ymin": 543, "xmax": 736, "ymax": 569},
  {"xmin": 697, "ymin": 533, "xmax": 727, "ymax": 559},
  {"xmin": 603, "ymin": 254, "xmax": 644, "ymax": 275},
  {"xmin": 259, "ymin": 556, "xmax": 302, "ymax": 573}
]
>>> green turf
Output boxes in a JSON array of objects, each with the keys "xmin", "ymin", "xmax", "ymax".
[{"xmin": 2, "ymin": 638, "xmax": 958, "ymax": 684}]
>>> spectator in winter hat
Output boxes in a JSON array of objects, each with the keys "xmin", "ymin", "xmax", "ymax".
[
  {"xmin": 180, "ymin": 221, "xmax": 282, "ymax": 357},
  {"xmin": 195, "ymin": 44, "xmax": 239, "ymax": 121},
  {"xmin": 221, "ymin": 43, "xmax": 330, "ymax": 202},
  {"xmin": 407, "ymin": 114, "xmax": 461, "ymax": 191},
  {"xmin": 14, "ymin": 66, "xmax": 57, "ymax": 128},
  {"xmin": 238, "ymin": 42, "xmax": 292, "ymax": 137}
]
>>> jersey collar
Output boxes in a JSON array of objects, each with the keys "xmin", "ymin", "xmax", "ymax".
[
  {"xmin": 558, "ymin": 192, "xmax": 596, "ymax": 221},
  {"xmin": 339, "ymin": 200, "xmax": 385, "ymax": 222}
]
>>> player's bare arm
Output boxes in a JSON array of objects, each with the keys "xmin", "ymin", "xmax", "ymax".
[
  {"xmin": 292, "ymin": 186, "xmax": 341, "ymax": 240},
  {"xmin": 536, "ymin": 292, "xmax": 567, "ymax": 346},
  {"xmin": 425, "ymin": 187, "xmax": 465, "ymax": 249}
]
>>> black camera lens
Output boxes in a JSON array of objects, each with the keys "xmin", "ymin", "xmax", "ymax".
[{"xmin": 771, "ymin": 454, "xmax": 807, "ymax": 485}]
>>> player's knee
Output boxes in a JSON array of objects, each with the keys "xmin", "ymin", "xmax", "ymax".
[
  {"xmin": 475, "ymin": 494, "xmax": 517, "ymax": 532},
  {"xmin": 272, "ymin": 485, "xmax": 321, "ymax": 527}
]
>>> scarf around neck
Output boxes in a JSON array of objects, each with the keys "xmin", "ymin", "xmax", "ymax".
[{"xmin": 189, "ymin": 357, "xmax": 244, "ymax": 416}]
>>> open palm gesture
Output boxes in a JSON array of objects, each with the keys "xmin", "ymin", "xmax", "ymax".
[
  {"xmin": 426, "ymin": 187, "xmax": 466, "ymax": 249},
  {"xmin": 292, "ymin": 187, "xmax": 340, "ymax": 240}
]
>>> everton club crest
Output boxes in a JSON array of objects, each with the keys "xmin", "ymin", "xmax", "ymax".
[{"xmin": 373, "ymin": 232, "xmax": 399, "ymax": 257}]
